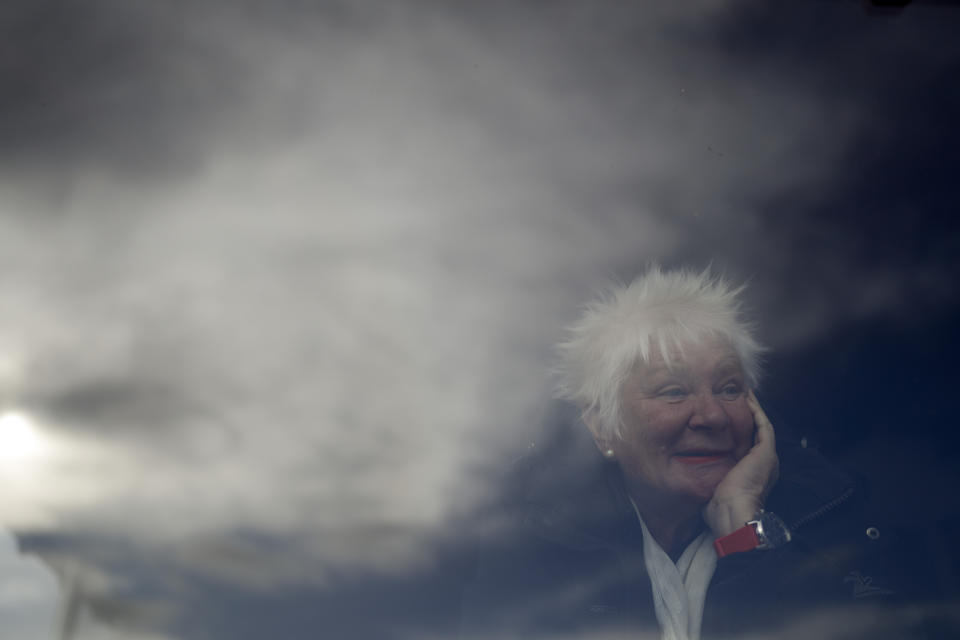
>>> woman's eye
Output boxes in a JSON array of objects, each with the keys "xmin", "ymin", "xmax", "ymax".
[
  {"xmin": 718, "ymin": 384, "xmax": 742, "ymax": 400},
  {"xmin": 658, "ymin": 388, "xmax": 688, "ymax": 402}
]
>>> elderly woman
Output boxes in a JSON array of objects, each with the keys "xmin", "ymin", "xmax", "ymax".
[{"xmin": 461, "ymin": 267, "xmax": 939, "ymax": 640}]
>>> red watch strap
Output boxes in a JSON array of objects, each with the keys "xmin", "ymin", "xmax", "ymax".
[{"xmin": 713, "ymin": 524, "xmax": 760, "ymax": 558}]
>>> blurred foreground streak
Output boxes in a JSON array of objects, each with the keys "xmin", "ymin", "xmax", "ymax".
[
  {"xmin": 0, "ymin": 531, "xmax": 57, "ymax": 640},
  {"xmin": 16, "ymin": 531, "xmax": 473, "ymax": 639}
]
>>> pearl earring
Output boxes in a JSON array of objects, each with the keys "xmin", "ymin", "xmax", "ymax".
[{"xmin": 604, "ymin": 448, "xmax": 615, "ymax": 458}]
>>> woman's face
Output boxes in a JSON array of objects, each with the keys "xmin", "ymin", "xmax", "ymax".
[{"xmin": 611, "ymin": 338, "xmax": 755, "ymax": 509}]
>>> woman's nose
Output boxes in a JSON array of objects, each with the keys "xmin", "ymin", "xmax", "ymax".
[{"xmin": 688, "ymin": 392, "xmax": 730, "ymax": 430}]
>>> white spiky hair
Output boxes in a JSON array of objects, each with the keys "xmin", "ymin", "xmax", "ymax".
[{"xmin": 553, "ymin": 266, "xmax": 764, "ymax": 441}]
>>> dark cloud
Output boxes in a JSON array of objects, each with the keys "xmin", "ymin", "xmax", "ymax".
[
  {"xmin": 27, "ymin": 376, "xmax": 205, "ymax": 434},
  {"xmin": 1, "ymin": 2, "xmax": 228, "ymax": 178}
]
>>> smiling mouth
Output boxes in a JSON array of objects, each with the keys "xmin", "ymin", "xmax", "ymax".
[{"xmin": 673, "ymin": 452, "xmax": 731, "ymax": 465}]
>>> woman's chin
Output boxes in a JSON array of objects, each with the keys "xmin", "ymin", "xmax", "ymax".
[{"xmin": 667, "ymin": 462, "xmax": 733, "ymax": 502}]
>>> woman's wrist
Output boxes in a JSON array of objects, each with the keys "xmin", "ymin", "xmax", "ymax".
[{"xmin": 703, "ymin": 496, "xmax": 761, "ymax": 538}]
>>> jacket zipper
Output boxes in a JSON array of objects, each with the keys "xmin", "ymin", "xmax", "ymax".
[{"xmin": 788, "ymin": 487, "xmax": 855, "ymax": 531}]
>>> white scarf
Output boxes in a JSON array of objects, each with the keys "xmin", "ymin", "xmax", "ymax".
[{"xmin": 632, "ymin": 503, "xmax": 718, "ymax": 640}]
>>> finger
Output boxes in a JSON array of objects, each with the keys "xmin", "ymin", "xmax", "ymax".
[
  {"xmin": 747, "ymin": 389, "xmax": 776, "ymax": 449},
  {"xmin": 747, "ymin": 390, "xmax": 780, "ymax": 492}
]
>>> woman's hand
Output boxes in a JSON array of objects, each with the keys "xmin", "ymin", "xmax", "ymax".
[{"xmin": 702, "ymin": 390, "xmax": 780, "ymax": 538}]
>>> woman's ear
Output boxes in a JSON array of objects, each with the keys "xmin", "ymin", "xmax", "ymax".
[{"xmin": 582, "ymin": 410, "xmax": 616, "ymax": 459}]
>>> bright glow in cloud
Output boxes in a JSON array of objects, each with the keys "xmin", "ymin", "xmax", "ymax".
[{"xmin": 0, "ymin": 412, "xmax": 42, "ymax": 461}]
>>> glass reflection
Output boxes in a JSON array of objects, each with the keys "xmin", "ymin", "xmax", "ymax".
[{"xmin": 0, "ymin": 1, "xmax": 959, "ymax": 638}]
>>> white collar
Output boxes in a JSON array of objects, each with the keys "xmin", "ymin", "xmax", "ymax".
[{"xmin": 630, "ymin": 500, "xmax": 718, "ymax": 640}]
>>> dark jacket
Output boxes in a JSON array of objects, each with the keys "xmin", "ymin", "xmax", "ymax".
[{"xmin": 461, "ymin": 434, "xmax": 955, "ymax": 639}]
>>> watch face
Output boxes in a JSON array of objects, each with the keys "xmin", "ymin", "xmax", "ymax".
[{"xmin": 757, "ymin": 511, "xmax": 792, "ymax": 548}]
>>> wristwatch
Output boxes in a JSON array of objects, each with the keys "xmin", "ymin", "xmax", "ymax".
[{"xmin": 713, "ymin": 510, "xmax": 792, "ymax": 558}]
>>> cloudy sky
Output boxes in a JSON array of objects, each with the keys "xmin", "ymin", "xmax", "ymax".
[{"xmin": 1, "ymin": 1, "xmax": 958, "ymax": 638}]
